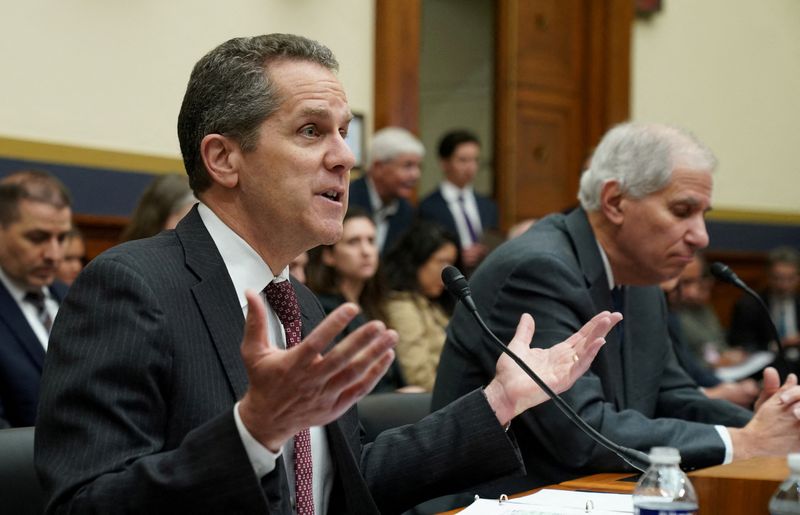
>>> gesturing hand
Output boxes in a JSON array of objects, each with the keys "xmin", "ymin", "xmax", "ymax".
[
  {"xmin": 238, "ymin": 289, "xmax": 397, "ymax": 451},
  {"xmin": 484, "ymin": 311, "xmax": 622, "ymax": 425}
]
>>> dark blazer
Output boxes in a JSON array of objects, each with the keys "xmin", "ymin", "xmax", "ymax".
[
  {"xmin": 0, "ymin": 279, "xmax": 66, "ymax": 427},
  {"xmin": 729, "ymin": 291, "xmax": 800, "ymax": 352},
  {"xmin": 417, "ymin": 187, "xmax": 498, "ymax": 242},
  {"xmin": 35, "ymin": 207, "xmax": 522, "ymax": 514},
  {"xmin": 432, "ymin": 208, "xmax": 752, "ymax": 488},
  {"xmin": 348, "ymin": 176, "xmax": 414, "ymax": 254}
]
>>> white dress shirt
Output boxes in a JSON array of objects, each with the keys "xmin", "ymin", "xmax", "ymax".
[
  {"xmin": 439, "ymin": 180, "xmax": 483, "ymax": 248},
  {"xmin": 596, "ymin": 242, "xmax": 733, "ymax": 464},
  {"xmin": 198, "ymin": 203, "xmax": 333, "ymax": 513},
  {"xmin": 0, "ymin": 266, "xmax": 59, "ymax": 350}
]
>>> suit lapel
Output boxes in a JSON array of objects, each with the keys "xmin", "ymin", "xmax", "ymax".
[
  {"xmin": 565, "ymin": 209, "xmax": 625, "ymax": 406},
  {"xmin": 176, "ymin": 208, "xmax": 249, "ymax": 400},
  {"xmin": 0, "ymin": 281, "xmax": 46, "ymax": 369}
]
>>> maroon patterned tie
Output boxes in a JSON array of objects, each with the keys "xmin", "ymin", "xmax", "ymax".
[{"xmin": 264, "ymin": 280, "xmax": 314, "ymax": 515}]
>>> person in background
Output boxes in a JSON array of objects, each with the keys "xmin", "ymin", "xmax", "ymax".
[
  {"xmin": 672, "ymin": 253, "xmax": 732, "ymax": 365},
  {"xmin": 35, "ymin": 34, "xmax": 620, "ymax": 514},
  {"xmin": 55, "ymin": 227, "xmax": 86, "ymax": 286},
  {"xmin": 289, "ymin": 251, "xmax": 309, "ymax": 285},
  {"xmin": 382, "ymin": 220, "xmax": 461, "ymax": 391},
  {"xmin": 306, "ymin": 206, "xmax": 416, "ymax": 393},
  {"xmin": 348, "ymin": 127, "xmax": 423, "ymax": 254},
  {"xmin": 0, "ymin": 170, "xmax": 72, "ymax": 427},
  {"xmin": 730, "ymin": 246, "xmax": 800, "ymax": 356},
  {"xmin": 433, "ymin": 121, "xmax": 800, "ymax": 489},
  {"xmin": 418, "ymin": 129, "xmax": 498, "ymax": 272},
  {"xmin": 119, "ymin": 173, "xmax": 196, "ymax": 242},
  {"xmin": 662, "ymin": 275, "xmax": 759, "ymax": 408}
]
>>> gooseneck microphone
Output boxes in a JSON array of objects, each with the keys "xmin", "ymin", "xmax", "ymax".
[
  {"xmin": 709, "ymin": 261, "xmax": 784, "ymax": 355},
  {"xmin": 441, "ymin": 266, "xmax": 650, "ymax": 473}
]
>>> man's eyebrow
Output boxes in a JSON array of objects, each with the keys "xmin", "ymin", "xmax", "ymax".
[
  {"xmin": 670, "ymin": 196, "xmax": 712, "ymax": 213},
  {"xmin": 300, "ymin": 106, "xmax": 331, "ymax": 118}
]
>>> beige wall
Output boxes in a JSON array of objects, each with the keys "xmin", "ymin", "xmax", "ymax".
[
  {"xmin": 0, "ymin": 0, "xmax": 374, "ymax": 159},
  {"xmin": 632, "ymin": 0, "xmax": 800, "ymax": 215}
]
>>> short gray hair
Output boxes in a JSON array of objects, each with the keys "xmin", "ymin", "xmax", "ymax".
[
  {"xmin": 578, "ymin": 122, "xmax": 717, "ymax": 211},
  {"xmin": 368, "ymin": 127, "xmax": 425, "ymax": 167},
  {"xmin": 177, "ymin": 34, "xmax": 339, "ymax": 194}
]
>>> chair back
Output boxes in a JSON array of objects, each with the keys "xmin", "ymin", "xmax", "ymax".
[{"xmin": 0, "ymin": 426, "xmax": 44, "ymax": 514}]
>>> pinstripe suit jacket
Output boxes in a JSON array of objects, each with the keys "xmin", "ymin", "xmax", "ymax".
[{"xmin": 35, "ymin": 207, "xmax": 523, "ymax": 514}]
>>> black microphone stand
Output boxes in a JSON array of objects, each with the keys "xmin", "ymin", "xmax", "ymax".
[{"xmin": 441, "ymin": 266, "xmax": 650, "ymax": 473}]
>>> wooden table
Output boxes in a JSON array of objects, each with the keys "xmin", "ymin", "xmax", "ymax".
[{"xmin": 441, "ymin": 456, "xmax": 787, "ymax": 514}]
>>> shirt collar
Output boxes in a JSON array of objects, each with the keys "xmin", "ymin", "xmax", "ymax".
[
  {"xmin": 595, "ymin": 241, "xmax": 616, "ymax": 290},
  {"xmin": 365, "ymin": 176, "xmax": 399, "ymax": 216},
  {"xmin": 0, "ymin": 264, "xmax": 49, "ymax": 303},
  {"xmin": 440, "ymin": 180, "xmax": 474, "ymax": 202},
  {"xmin": 197, "ymin": 202, "xmax": 289, "ymax": 310}
]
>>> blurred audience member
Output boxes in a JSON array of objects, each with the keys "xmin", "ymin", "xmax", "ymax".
[
  {"xmin": 507, "ymin": 218, "xmax": 537, "ymax": 240},
  {"xmin": 349, "ymin": 127, "xmax": 423, "ymax": 254},
  {"xmin": 289, "ymin": 251, "xmax": 308, "ymax": 285},
  {"xmin": 730, "ymin": 246, "xmax": 800, "ymax": 353},
  {"xmin": 418, "ymin": 129, "xmax": 498, "ymax": 271},
  {"xmin": 662, "ymin": 277, "xmax": 759, "ymax": 408},
  {"xmin": 55, "ymin": 227, "xmax": 86, "ymax": 286},
  {"xmin": 0, "ymin": 170, "xmax": 72, "ymax": 427},
  {"xmin": 382, "ymin": 220, "xmax": 460, "ymax": 391},
  {"xmin": 672, "ymin": 253, "xmax": 728, "ymax": 365},
  {"xmin": 120, "ymin": 174, "xmax": 196, "ymax": 242},
  {"xmin": 306, "ymin": 207, "xmax": 413, "ymax": 392}
]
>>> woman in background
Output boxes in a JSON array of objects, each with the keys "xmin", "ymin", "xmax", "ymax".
[
  {"xmin": 120, "ymin": 174, "xmax": 196, "ymax": 242},
  {"xmin": 55, "ymin": 227, "xmax": 86, "ymax": 286},
  {"xmin": 306, "ymin": 207, "xmax": 414, "ymax": 392},
  {"xmin": 382, "ymin": 220, "xmax": 461, "ymax": 391}
]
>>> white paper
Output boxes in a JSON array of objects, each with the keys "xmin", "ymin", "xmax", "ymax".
[
  {"xmin": 458, "ymin": 489, "xmax": 633, "ymax": 515},
  {"xmin": 715, "ymin": 351, "xmax": 775, "ymax": 382}
]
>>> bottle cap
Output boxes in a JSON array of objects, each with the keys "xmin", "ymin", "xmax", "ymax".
[
  {"xmin": 648, "ymin": 447, "xmax": 681, "ymax": 465},
  {"xmin": 788, "ymin": 453, "xmax": 800, "ymax": 472}
]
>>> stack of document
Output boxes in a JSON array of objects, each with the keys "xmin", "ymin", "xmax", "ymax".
[{"xmin": 459, "ymin": 488, "xmax": 633, "ymax": 514}]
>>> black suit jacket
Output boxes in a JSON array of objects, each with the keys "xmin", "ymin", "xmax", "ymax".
[
  {"xmin": 729, "ymin": 290, "xmax": 800, "ymax": 352},
  {"xmin": 432, "ymin": 208, "xmax": 752, "ymax": 488},
  {"xmin": 0, "ymin": 279, "xmax": 66, "ymax": 427},
  {"xmin": 35, "ymin": 207, "xmax": 522, "ymax": 514},
  {"xmin": 417, "ymin": 187, "xmax": 498, "ymax": 242},
  {"xmin": 348, "ymin": 177, "xmax": 414, "ymax": 254}
]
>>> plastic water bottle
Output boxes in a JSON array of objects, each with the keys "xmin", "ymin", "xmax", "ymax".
[
  {"xmin": 770, "ymin": 454, "xmax": 800, "ymax": 515},
  {"xmin": 633, "ymin": 447, "xmax": 698, "ymax": 515}
]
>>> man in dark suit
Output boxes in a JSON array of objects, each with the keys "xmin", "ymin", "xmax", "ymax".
[
  {"xmin": 433, "ymin": 122, "xmax": 800, "ymax": 489},
  {"xmin": 35, "ymin": 34, "xmax": 620, "ymax": 514},
  {"xmin": 418, "ymin": 130, "xmax": 498, "ymax": 271},
  {"xmin": 0, "ymin": 170, "xmax": 72, "ymax": 428},
  {"xmin": 348, "ymin": 127, "xmax": 422, "ymax": 254},
  {"xmin": 730, "ymin": 246, "xmax": 800, "ymax": 357}
]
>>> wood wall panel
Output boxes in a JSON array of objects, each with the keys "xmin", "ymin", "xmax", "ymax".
[
  {"xmin": 516, "ymin": 0, "xmax": 585, "ymax": 93},
  {"xmin": 496, "ymin": 0, "xmax": 631, "ymax": 228}
]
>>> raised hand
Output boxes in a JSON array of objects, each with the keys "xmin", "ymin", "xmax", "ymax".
[
  {"xmin": 238, "ymin": 289, "xmax": 397, "ymax": 451},
  {"xmin": 484, "ymin": 311, "xmax": 622, "ymax": 425},
  {"xmin": 730, "ymin": 370, "xmax": 800, "ymax": 461}
]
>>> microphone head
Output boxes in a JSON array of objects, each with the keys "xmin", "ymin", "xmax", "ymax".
[
  {"xmin": 710, "ymin": 261, "xmax": 737, "ymax": 285},
  {"xmin": 441, "ymin": 265, "xmax": 470, "ymax": 300}
]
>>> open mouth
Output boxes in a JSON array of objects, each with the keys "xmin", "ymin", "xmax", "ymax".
[{"xmin": 320, "ymin": 190, "xmax": 342, "ymax": 202}]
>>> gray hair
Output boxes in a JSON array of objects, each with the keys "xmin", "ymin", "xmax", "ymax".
[
  {"xmin": 768, "ymin": 246, "xmax": 800, "ymax": 270},
  {"xmin": 368, "ymin": 127, "xmax": 425, "ymax": 168},
  {"xmin": 177, "ymin": 34, "xmax": 339, "ymax": 193},
  {"xmin": 578, "ymin": 122, "xmax": 718, "ymax": 211}
]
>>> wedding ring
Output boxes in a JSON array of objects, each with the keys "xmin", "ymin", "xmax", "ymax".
[{"xmin": 572, "ymin": 354, "xmax": 580, "ymax": 363}]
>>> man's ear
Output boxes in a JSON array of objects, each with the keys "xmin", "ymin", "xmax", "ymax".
[
  {"xmin": 200, "ymin": 134, "xmax": 241, "ymax": 189},
  {"xmin": 600, "ymin": 180, "xmax": 625, "ymax": 225}
]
